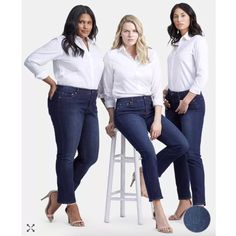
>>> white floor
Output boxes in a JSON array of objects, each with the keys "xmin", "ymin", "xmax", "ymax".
[{"xmin": 23, "ymin": 194, "xmax": 215, "ymax": 236}]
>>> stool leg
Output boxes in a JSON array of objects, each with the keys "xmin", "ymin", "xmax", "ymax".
[
  {"xmin": 104, "ymin": 136, "xmax": 116, "ymax": 223},
  {"xmin": 120, "ymin": 135, "xmax": 126, "ymax": 217},
  {"xmin": 134, "ymin": 150, "xmax": 143, "ymax": 225}
]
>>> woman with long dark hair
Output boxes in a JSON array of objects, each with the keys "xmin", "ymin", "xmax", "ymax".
[
  {"xmin": 24, "ymin": 5, "xmax": 104, "ymax": 227},
  {"xmin": 103, "ymin": 14, "xmax": 189, "ymax": 233},
  {"xmin": 164, "ymin": 3, "xmax": 208, "ymax": 220}
]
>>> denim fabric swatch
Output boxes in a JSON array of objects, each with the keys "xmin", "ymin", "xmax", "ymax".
[{"xmin": 183, "ymin": 206, "xmax": 210, "ymax": 232}]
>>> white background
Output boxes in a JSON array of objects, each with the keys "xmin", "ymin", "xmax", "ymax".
[
  {"xmin": 21, "ymin": 0, "xmax": 214, "ymax": 235},
  {"xmin": 4, "ymin": 0, "xmax": 233, "ymax": 235}
]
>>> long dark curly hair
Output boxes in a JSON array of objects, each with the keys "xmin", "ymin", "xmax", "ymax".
[
  {"xmin": 167, "ymin": 3, "xmax": 202, "ymax": 45},
  {"xmin": 62, "ymin": 5, "xmax": 98, "ymax": 57}
]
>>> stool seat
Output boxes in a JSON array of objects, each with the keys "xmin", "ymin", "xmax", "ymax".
[{"xmin": 104, "ymin": 130, "xmax": 143, "ymax": 225}]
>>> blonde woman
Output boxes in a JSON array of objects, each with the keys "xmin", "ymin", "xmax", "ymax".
[{"xmin": 102, "ymin": 15, "xmax": 189, "ymax": 233}]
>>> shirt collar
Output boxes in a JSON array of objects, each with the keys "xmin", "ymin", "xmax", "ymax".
[
  {"xmin": 181, "ymin": 32, "xmax": 191, "ymax": 41},
  {"xmin": 75, "ymin": 35, "xmax": 95, "ymax": 46},
  {"xmin": 118, "ymin": 45, "xmax": 138, "ymax": 60},
  {"xmin": 118, "ymin": 45, "xmax": 127, "ymax": 53},
  {"xmin": 174, "ymin": 32, "xmax": 191, "ymax": 46}
]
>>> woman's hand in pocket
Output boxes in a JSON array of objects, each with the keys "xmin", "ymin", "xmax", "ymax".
[
  {"xmin": 48, "ymin": 83, "xmax": 57, "ymax": 99},
  {"xmin": 43, "ymin": 76, "xmax": 57, "ymax": 99},
  {"xmin": 175, "ymin": 100, "xmax": 189, "ymax": 114}
]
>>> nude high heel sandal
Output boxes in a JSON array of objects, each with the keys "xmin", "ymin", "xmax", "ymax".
[
  {"xmin": 41, "ymin": 190, "xmax": 61, "ymax": 222},
  {"xmin": 130, "ymin": 167, "xmax": 148, "ymax": 198},
  {"xmin": 169, "ymin": 199, "xmax": 192, "ymax": 220},
  {"xmin": 65, "ymin": 204, "xmax": 85, "ymax": 227}
]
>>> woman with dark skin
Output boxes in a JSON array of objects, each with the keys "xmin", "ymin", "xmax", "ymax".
[{"xmin": 24, "ymin": 5, "xmax": 104, "ymax": 227}]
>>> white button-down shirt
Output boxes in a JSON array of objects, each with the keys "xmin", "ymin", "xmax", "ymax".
[
  {"xmin": 101, "ymin": 46, "xmax": 163, "ymax": 108},
  {"xmin": 167, "ymin": 33, "xmax": 208, "ymax": 94},
  {"xmin": 24, "ymin": 35, "xmax": 104, "ymax": 90}
]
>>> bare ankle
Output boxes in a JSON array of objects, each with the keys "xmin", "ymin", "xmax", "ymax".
[{"xmin": 153, "ymin": 201, "xmax": 173, "ymax": 233}]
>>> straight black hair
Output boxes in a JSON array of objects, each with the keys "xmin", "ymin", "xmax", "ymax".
[
  {"xmin": 62, "ymin": 5, "xmax": 98, "ymax": 56},
  {"xmin": 167, "ymin": 3, "xmax": 202, "ymax": 45}
]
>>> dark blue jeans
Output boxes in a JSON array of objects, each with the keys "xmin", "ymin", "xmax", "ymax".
[
  {"xmin": 165, "ymin": 90, "xmax": 205, "ymax": 205},
  {"xmin": 48, "ymin": 85, "xmax": 99, "ymax": 204},
  {"xmin": 114, "ymin": 96, "xmax": 189, "ymax": 201}
]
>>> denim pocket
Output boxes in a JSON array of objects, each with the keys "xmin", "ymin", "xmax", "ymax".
[
  {"xmin": 115, "ymin": 102, "xmax": 126, "ymax": 110},
  {"xmin": 53, "ymin": 89, "xmax": 79, "ymax": 100},
  {"xmin": 116, "ymin": 101, "xmax": 147, "ymax": 115},
  {"xmin": 116, "ymin": 99, "xmax": 133, "ymax": 108}
]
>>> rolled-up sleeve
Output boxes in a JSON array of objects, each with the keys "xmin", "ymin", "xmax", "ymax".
[
  {"xmin": 151, "ymin": 52, "xmax": 163, "ymax": 106},
  {"xmin": 190, "ymin": 37, "xmax": 208, "ymax": 94},
  {"xmin": 102, "ymin": 52, "xmax": 116, "ymax": 108},
  {"xmin": 97, "ymin": 79, "xmax": 104, "ymax": 98},
  {"xmin": 24, "ymin": 37, "xmax": 63, "ymax": 80}
]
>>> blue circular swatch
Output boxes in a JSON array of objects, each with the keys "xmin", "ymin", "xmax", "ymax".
[{"xmin": 183, "ymin": 206, "xmax": 210, "ymax": 232}]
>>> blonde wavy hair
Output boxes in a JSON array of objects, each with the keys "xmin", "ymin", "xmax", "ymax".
[{"xmin": 112, "ymin": 15, "xmax": 149, "ymax": 64}]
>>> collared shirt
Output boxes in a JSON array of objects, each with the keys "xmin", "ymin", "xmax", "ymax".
[
  {"xmin": 167, "ymin": 33, "xmax": 208, "ymax": 94},
  {"xmin": 24, "ymin": 35, "xmax": 104, "ymax": 90},
  {"xmin": 101, "ymin": 46, "xmax": 163, "ymax": 108}
]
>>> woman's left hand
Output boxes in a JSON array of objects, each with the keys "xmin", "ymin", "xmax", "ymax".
[
  {"xmin": 105, "ymin": 121, "xmax": 116, "ymax": 138},
  {"xmin": 175, "ymin": 100, "xmax": 189, "ymax": 114},
  {"xmin": 150, "ymin": 121, "xmax": 162, "ymax": 140}
]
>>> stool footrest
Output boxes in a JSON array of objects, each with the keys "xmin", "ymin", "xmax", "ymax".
[
  {"xmin": 114, "ymin": 156, "xmax": 137, "ymax": 163},
  {"xmin": 114, "ymin": 154, "xmax": 122, "ymax": 158},
  {"xmin": 111, "ymin": 191, "xmax": 138, "ymax": 197},
  {"xmin": 125, "ymin": 193, "xmax": 137, "ymax": 196},
  {"xmin": 111, "ymin": 197, "xmax": 139, "ymax": 201}
]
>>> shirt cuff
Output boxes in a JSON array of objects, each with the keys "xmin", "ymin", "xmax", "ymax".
[
  {"xmin": 105, "ymin": 98, "xmax": 115, "ymax": 108},
  {"xmin": 35, "ymin": 71, "xmax": 49, "ymax": 80},
  {"xmin": 97, "ymin": 93, "xmax": 104, "ymax": 99},
  {"xmin": 152, "ymin": 97, "xmax": 163, "ymax": 107},
  {"xmin": 189, "ymin": 87, "xmax": 201, "ymax": 95}
]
